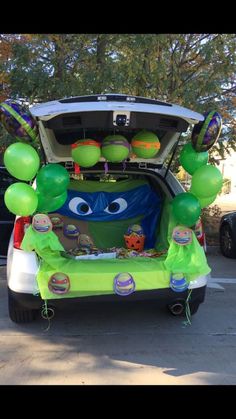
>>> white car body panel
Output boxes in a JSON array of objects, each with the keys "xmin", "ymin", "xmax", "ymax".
[
  {"xmin": 188, "ymin": 275, "xmax": 208, "ymax": 289},
  {"xmin": 30, "ymin": 97, "xmax": 204, "ymax": 125},
  {"xmin": 7, "ymin": 235, "xmax": 39, "ymax": 294}
]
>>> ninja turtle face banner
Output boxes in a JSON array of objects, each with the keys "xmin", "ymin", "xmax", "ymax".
[
  {"xmin": 58, "ymin": 184, "xmax": 159, "ymax": 221},
  {"xmin": 57, "ymin": 183, "xmax": 162, "ymax": 248}
]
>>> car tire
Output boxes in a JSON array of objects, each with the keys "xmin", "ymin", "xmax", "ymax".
[
  {"xmin": 8, "ymin": 290, "xmax": 37, "ymax": 323},
  {"xmin": 220, "ymin": 224, "xmax": 236, "ymax": 259}
]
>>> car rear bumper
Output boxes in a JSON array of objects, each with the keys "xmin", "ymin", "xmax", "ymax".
[{"xmin": 8, "ymin": 285, "xmax": 207, "ymax": 311}]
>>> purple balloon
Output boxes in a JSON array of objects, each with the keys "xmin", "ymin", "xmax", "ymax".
[
  {"xmin": 0, "ymin": 99, "xmax": 38, "ymax": 143},
  {"xmin": 191, "ymin": 111, "xmax": 222, "ymax": 152}
]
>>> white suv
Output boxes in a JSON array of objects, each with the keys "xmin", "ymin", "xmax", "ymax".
[{"xmin": 7, "ymin": 94, "xmax": 208, "ymax": 323}]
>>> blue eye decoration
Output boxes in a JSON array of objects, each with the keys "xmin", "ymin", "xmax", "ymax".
[
  {"xmin": 68, "ymin": 197, "xmax": 93, "ymax": 216},
  {"xmin": 104, "ymin": 198, "xmax": 128, "ymax": 214}
]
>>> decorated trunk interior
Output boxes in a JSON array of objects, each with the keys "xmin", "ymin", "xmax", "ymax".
[{"xmin": 21, "ymin": 172, "xmax": 211, "ymax": 300}]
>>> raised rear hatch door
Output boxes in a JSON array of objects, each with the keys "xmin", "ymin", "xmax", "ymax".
[{"xmin": 30, "ymin": 94, "xmax": 204, "ymax": 166}]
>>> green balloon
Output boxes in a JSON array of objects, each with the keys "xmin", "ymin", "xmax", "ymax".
[
  {"xmin": 4, "ymin": 182, "xmax": 38, "ymax": 216},
  {"xmin": 179, "ymin": 143, "xmax": 208, "ymax": 175},
  {"xmin": 36, "ymin": 190, "xmax": 67, "ymax": 213},
  {"xmin": 36, "ymin": 164, "xmax": 70, "ymax": 197},
  {"xmin": 3, "ymin": 142, "xmax": 40, "ymax": 181},
  {"xmin": 197, "ymin": 194, "xmax": 217, "ymax": 209},
  {"xmin": 191, "ymin": 165, "xmax": 223, "ymax": 198},
  {"xmin": 172, "ymin": 192, "xmax": 201, "ymax": 227},
  {"xmin": 131, "ymin": 130, "xmax": 160, "ymax": 158},
  {"xmin": 71, "ymin": 139, "xmax": 101, "ymax": 167},
  {"xmin": 101, "ymin": 135, "xmax": 130, "ymax": 163}
]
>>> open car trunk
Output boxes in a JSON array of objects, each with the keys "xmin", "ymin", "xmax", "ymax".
[{"xmin": 22, "ymin": 95, "xmax": 210, "ymax": 300}]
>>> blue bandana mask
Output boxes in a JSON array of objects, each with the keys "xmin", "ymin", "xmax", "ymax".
[
  {"xmin": 57, "ymin": 184, "xmax": 162, "ymax": 247},
  {"xmin": 58, "ymin": 184, "xmax": 160, "ymax": 221}
]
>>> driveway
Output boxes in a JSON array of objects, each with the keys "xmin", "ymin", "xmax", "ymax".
[{"xmin": 0, "ymin": 249, "xmax": 235, "ymax": 385}]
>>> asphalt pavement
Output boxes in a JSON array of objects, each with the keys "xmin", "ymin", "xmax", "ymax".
[{"xmin": 0, "ymin": 248, "xmax": 236, "ymax": 385}]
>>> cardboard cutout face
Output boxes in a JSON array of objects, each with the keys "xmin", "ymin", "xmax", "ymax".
[
  {"xmin": 48, "ymin": 272, "xmax": 70, "ymax": 295},
  {"xmin": 114, "ymin": 272, "xmax": 136, "ymax": 296},
  {"xmin": 32, "ymin": 214, "xmax": 52, "ymax": 233},
  {"xmin": 172, "ymin": 226, "xmax": 193, "ymax": 245},
  {"xmin": 170, "ymin": 273, "xmax": 188, "ymax": 292}
]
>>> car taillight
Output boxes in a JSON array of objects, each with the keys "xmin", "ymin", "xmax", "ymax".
[
  {"xmin": 197, "ymin": 234, "xmax": 205, "ymax": 246},
  {"xmin": 194, "ymin": 218, "xmax": 206, "ymax": 250},
  {"xmin": 13, "ymin": 217, "xmax": 31, "ymax": 249}
]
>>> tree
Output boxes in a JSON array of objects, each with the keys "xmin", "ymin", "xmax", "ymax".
[{"xmin": 0, "ymin": 33, "xmax": 235, "ymax": 157}]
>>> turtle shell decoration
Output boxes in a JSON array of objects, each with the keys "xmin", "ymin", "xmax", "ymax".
[
  {"xmin": 131, "ymin": 130, "xmax": 161, "ymax": 158},
  {"xmin": 71, "ymin": 139, "xmax": 101, "ymax": 168},
  {"xmin": 101, "ymin": 135, "xmax": 130, "ymax": 163},
  {"xmin": 191, "ymin": 111, "xmax": 222, "ymax": 152},
  {"xmin": 0, "ymin": 99, "xmax": 39, "ymax": 145}
]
